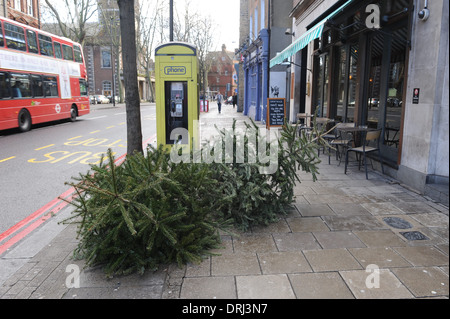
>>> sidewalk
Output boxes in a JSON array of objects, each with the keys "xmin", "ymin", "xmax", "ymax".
[{"xmin": 0, "ymin": 101, "xmax": 448, "ymax": 299}]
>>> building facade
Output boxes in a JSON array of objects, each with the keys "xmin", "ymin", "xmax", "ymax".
[
  {"xmin": 207, "ymin": 44, "xmax": 237, "ymax": 99},
  {"xmin": 1, "ymin": 0, "xmax": 40, "ymax": 28},
  {"xmin": 83, "ymin": 0, "xmax": 150, "ymax": 102},
  {"xmin": 271, "ymin": 0, "xmax": 448, "ymax": 203},
  {"xmin": 239, "ymin": 0, "xmax": 292, "ymax": 122}
]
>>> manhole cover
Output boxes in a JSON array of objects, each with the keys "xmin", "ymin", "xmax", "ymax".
[
  {"xmin": 383, "ymin": 217, "xmax": 413, "ymax": 229},
  {"xmin": 400, "ymin": 231, "xmax": 429, "ymax": 241}
]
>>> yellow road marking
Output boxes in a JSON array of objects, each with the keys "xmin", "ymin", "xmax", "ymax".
[
  {"xmin": 90, "ymin": 130, "xmax": 101, "ymax": 134},
  {"xmin": 68, "ymin": 136, "xmax": 83, "ymax": 140},
  {"xmin": 106, "ymin": 126, "xmax": 115, "ymax": 129},
  {"xmin": 0, "ymin": 156, "xmax": 16, "ymax": 163},
  {"xmin": 35, "ymin": 144, "xmax": 55, "ymax": 151}
]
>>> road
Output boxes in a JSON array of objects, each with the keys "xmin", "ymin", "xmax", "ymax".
[{"xmin": 0, "ymin": 102, "xmax": 157, "ymax": 240}]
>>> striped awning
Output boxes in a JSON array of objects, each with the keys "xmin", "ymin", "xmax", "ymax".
[{"xmin": 270, "ymin": 0, "xmax": 353, "ymax": 68}]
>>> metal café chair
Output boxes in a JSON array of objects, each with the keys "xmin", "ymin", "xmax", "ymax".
[
  {"xmin": 328, "ymin": 122, "xmax": 355, "ymax": 165},
  {"xmin": 344, "ymin": 129, "xmax": 384, "ymax": 179}
]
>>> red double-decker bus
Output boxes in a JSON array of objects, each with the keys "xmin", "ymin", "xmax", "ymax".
[{"xmin": 0, "ymin": 17, "xmax": 89, "ymax": 132}]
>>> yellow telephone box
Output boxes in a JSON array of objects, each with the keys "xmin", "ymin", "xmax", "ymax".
[{"xmin": 155, "ymin": 42, "xmax": 200, "ymax": 150}]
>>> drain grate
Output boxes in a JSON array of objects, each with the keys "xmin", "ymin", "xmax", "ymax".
[
  {"xmin": 383, "ymin": 217, "xmax": 413, "ymax": 229},
  {"xmin": 400, "ymin": 231, "xmax": 429, "ymax": 241}
]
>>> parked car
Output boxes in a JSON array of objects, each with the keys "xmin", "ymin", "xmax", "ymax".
[
  {"xmin": 107, "ymin": 95, "xmax": 120, "ymax": 104},
  {"xmin": 95, "ymin": 95, "xmax": 110, "ymax": 104}
]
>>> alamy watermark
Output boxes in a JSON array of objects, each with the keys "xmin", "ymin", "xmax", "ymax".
[
  {"xmin": 65, "ymin": 264, "xmax": 80, "ymax": 289},
  {"xmin": 168, "ymin": 122, "xmax": 280, "ymax": 175},
  {"xmin": 365, "ymin": 264, "xmax": 381, "ymax": 289},
  {"xmin": 365, "ymin": 4, "xmax": 381, "ymax": 29}
]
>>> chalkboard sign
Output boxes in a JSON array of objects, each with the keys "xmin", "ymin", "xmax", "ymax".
[{"xmin": 267, "ymin": 98, "xmax": 286, "ymax": 128}]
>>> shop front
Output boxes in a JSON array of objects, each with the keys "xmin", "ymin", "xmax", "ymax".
[
  {"xmin": 272, "ymin": 0, "xmax": 449, "ymax": 202},
  {"xmin": 275, "ymin": 0, "xmax": 412, "ymax": 168},
  {"xmin": 243, "ymin": 29, "xmax": 270, "ymax": 122}
]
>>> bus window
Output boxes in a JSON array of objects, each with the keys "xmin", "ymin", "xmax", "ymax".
[
  {"xmin": 62, "ymin": 44, "xmax": 74, "ymax": 61},
  {"xmin": 11, "ymin": 73, "xmax": 31, "ymax": 98},
  {"xmin": 0, "ymin": 22, "xmax": 4, "ymax": 47},
  {"xmin": 54, "ymin": 42, "xmax": 62, "ymax": 59},
  {"xmin": 38, "ymin": 33, "xmax": 54, "ymax": 57},
  {"xmin": 31, "ymin": 75, "xmax": 44, "ymax": 97},
  {"xmin": 43, "ymin": 76, "xmax": 58, "ymax": 97},
  {"xmin": 4, "ymin": 23, "xmax": 26, "ymax": 51},
  {"xmin": 74, "ymin": 45, "xmax": 83, "ymax": 63},
  {"xmin": 27, "ymin": 30, "xmax": 39, "ymax": 54},
  {"xmin": 0, "ymin": 72, "xmax": 11, "ymax": 99},
  {"xmin": 79, "ymin": 79, "xmax": 88, "ymax": 96}
]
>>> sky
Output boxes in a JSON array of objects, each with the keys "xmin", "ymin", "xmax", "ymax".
[{"xmin": 174, "ymin": 0, "xmax": 240, "ymax": 52}]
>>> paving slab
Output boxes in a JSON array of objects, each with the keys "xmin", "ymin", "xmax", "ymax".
[
  {"xmin": 361, "ymin": 202, "xmax": 405, "ymax": 215},
  {"xmin": 313, "ymin": 231, "xmax": 366, "ymax": 249},
  {"xmin": 286, "ymin": 217, "xmax": 330, "ymax": 232},
  {"xmin": 393, "ymin": 246, "xmax": 449, "ymax": 267},
  {"xmin": 391, "ymin": 267, "xmax": 449, "ymax": 298},
  {"xmin": 180, "ymin": 276, "xmax": 236, "ymax": 299},
  {"xmin": 339, "ymin": 269, "xmax": 414, "ymax": 299},
  {"xmin": 257, "ymin": 251, "xmax": 312, "ymax": 274},
  {"xmin": 353, "ymin": 230, "xmax": 408, "ymax": 247},
  {"xmin": 232, "ymin": 234, "xmax": 278, "ymax": 254},
  {"xmin": 303, "ymin": 248, "xmax": 363, "ymax": 272},
  {"xmin": 322, "ymin": 215, "xmax": 387, "ymax": 231},
  {"xmin": 211, "ymin": 253, "xmax": 261, "ymax": 276},
  {"xmin": 289, "ymin": 272, "xmax": 354, "ymax": 299},
  {"xmin": 348, "ymin": 247, "xmax": 412, "ymax": 268},
  {"xmin": 295, "ymin": 203, "xmax": 335, "ymax": 217},
  {"xmin": 272, "ymin": 232, "xmax": 321, "ymax": 251},
  {"xmin": 235, "ymin": 274, "xmax": 296, "ymax": 299},
  {"xmin": 328, "ymin": 203, "xmax": 372, "ymax": 216}
]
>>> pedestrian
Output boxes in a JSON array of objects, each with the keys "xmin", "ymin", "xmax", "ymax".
[
  {"xmin": 217, "ymin": 91, "xmax": 223, "ymax": 114},
  {"xmin": 232, "ymin": 92, "xmax": 237, "ymax": 108}
]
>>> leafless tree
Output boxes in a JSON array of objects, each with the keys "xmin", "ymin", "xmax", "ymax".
[
  {"xmin": 42, "ymin": 0, "xmax": 98, "ymax": 46},
  {"xmin": 137, "ymin": 0, "xmax": 165, "ymax": 102},
  {"xmin": 172, "ymin": 1, "xmax": 218, "ymax": 97}
]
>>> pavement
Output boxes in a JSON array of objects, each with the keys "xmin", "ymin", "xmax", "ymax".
[{"xmin": 0, "ymin": 101, "xmax": 448, "ymax": 300}]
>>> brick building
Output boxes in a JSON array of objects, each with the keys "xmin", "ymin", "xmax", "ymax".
[
  {"xmin": 207, "ymin": 44, "xmax": 238, "ymax": 99},
  {"xmin": 1, "ymin": 0, "xmax": 40, "ymax": 28}
]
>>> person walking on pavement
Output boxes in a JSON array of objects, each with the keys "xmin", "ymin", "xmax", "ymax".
[
  {"xmin": 217, "ymin": 91, "xmax": 223, "ymax": 114},
  {"xmin": 232, "ymin": 92, "xmax": 237, "ymax": 108}
]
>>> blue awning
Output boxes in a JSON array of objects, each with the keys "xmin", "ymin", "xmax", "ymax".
[{"xmin": 270, "ymin": 0, "xmax": 353, "ymax": 68}]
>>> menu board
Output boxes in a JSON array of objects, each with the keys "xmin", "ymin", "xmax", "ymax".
[{"xmin": 267, "ymin": 98, "xmax": 286, "ymax": 128}]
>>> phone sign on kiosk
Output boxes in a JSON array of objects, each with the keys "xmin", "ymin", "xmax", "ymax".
[{"xmin": 155, "ymin": 42, "xmax": 200, "ymax": 150}]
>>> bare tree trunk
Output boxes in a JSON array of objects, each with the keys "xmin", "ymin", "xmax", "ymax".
[{"xmin": 118, "ymin": 0, "xmax": 143, "ymax": 155}]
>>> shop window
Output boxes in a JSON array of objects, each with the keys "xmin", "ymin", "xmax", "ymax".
[{"xmin": 313, "ymin": 54, "xmax": 329, "ymax": 117}]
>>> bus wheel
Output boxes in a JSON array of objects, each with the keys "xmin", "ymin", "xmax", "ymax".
[
  {"xmin": 70, "ymin": 105, "xmax": 78, "ymax": 122},
  {"xmin": 18, "ymin": 109, "xmax": 32, "ymax": 132}
]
